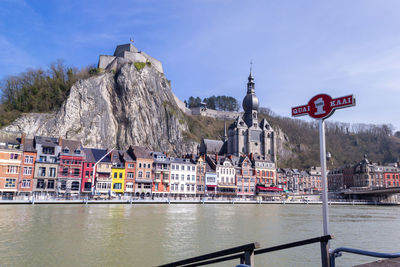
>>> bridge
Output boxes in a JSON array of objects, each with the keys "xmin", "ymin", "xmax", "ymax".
[{"xmin": 341, "ymin": 187, "xmax": 400, "ymax": 203}]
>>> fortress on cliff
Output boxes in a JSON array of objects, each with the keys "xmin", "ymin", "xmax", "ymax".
[{"xmin": 98, "ymin": 43, "xmax": 240, "ymax": 121}]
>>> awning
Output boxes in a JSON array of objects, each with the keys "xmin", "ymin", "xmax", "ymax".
[
  {"xmin": 218, "ymin": 185, "xmax": 237, "ymax": 189},
  {"xmin": 257, "ymin": 185, "xmax": 283, "ymax": 191},
  {"xmin": 207, "ymin": 185, "xmax": 217, "ymax": 188}
]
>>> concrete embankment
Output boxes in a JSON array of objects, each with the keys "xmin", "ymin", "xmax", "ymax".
[{"xmin": 0, "ymin": 200, "xmax": 399, "ymax": 205}]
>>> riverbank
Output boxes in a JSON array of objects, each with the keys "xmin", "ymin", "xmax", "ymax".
[{"xmin": 0, "ymin": 199, "xmax": 399, "ymax": 205}]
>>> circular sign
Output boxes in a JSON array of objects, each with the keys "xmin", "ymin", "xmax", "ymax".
[{"xmin": 307, "ymin": 94, "xmax": 335, "ymax": 119}]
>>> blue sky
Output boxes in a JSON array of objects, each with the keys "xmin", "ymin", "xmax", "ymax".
[{"xmin": 1, "ymin": 0, "xmax": 400, "ymax": 131}]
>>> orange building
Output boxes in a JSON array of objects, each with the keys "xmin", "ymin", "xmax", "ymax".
[
  {"xmin": 0, "ymin": 136, "xmax": 23, "ymax": 200},
  {"xmin": 19, "ymin": 138, "xmax": 37, "ymax": 198},
  {"xmin": 128, "ymin": 146, "xmax": 153, "ymax": 198},
  {"xmin": 122, "ymin": 151, "xmax": 135, "ymax": 197}
]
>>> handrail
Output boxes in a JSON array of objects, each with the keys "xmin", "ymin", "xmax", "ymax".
[
  {"xmin": 158, "ymin": 242, "xmax": 259, "ymax": 267},
  {"xmin": 159, "ymin": 235, "xmax": 333, "ymax": 267},
  {"xmin": 254, "ymin": 235, "xmax": 332, "ymax": 255},
  {"xmin": 330, "ymin": 247, "xmax": 400, "ymax": 267}
]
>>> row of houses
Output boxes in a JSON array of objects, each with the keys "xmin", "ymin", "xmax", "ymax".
[
  {"xmin": 0, "ymin": 133, "xmax": 327, "ymax": 200},
  {"xmin": 327, "ymin": 155, "xmax": 400, "ymax": 191}
]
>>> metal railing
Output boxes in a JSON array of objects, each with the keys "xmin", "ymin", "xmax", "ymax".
[
  {"xmin": 158, "ymin": 235, "xmax": 333, "ymax": 267},
  {"xmin": 330, "ymin": 247, "xmax": 400, "ymax": 267}
]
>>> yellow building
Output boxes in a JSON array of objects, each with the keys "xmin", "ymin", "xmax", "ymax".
[{"xmin": 111, "ymin": 151, "xmax": 125, "ymax": 194}]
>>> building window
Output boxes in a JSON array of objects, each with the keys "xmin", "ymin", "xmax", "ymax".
[
  {"xmin": 71, "ymin": 181, "xmax": 79, "ymax": 191},
  {"xmin": 139, "ymin": 163, "xmax": 142, "ymax": 168},
  {"xmin": 5, "ymin": 178, "xmax": 16, "ymax": 188},
  {"xmin": 10, "ymin": 153, "xmax": 19, "ymax": 160},
  {"xmin": 192, "ymin": 175, "xmax": 195, "ymax": 181},
  {"xmin": 49, "ymin": 168, "xmax": 56, "ymax": 177},
  {"xmin": 85, "ymin": 171, "xmax": 89, "ymax": 177},
  {"xmin": 126, "ymin": 183, "xmax": 133, "ymax": 189},
  {"xmin": 74, "ymin": 169, "xmax": 80, "ymax": 176},
  {"xmin": 42, "ymin": 147, "xmax": 54, "ymax": 155},
  {"xmin": 119, "ymin": 172, "xmax": 123, "ymax": 179},
  {"xmin": 84, "ymin": 182, "xmax": 91, "ymax": 191},
  {"xmin": 127, "ymin": 172, "xmax": 134, "ymax": 179},
  {"xmin": 181, "ymin": 174, "xmax": 184, "ymax": 181},
  {"xmin": 146, "ymin": 172, "xmax": 150, "ymax": 179},
  {"xmin": 155, "ymin": 184, "xmax": 159, "ymax": 191},
  {"xmin": 187, "ymin": 175, "xmax": 190, "ymax": 181},
  {"xmin": 147, "ymin": 164, "xmax": 151, "ymax": 168},
  {"xmin": 181, "ymin": 165, "xmax": 184, "ymax": 170},
  {"xmin": 23, "ymin": 167, "xmax": 32, "ymax": 175},
  {"xmin": 39, "ymin": 156, "xmax": 46, "ymax": 162},
  {"xmin": 181, "ymin": 184, "xmax": 184, "ymax": 191},
  {"xmin": 21, "ymin": 179, "xmax": 31, "ymax": 188},
  {"xmin": 7, "ymin": 166, "xmax": 18, "ymax": 174},
  {"xmin": 186, "ymin": 184, "xmax": 190, "ymax": 191},
  {"xmin": 37, "ymin": 179, "xmax": 45, "ymax": 189},
  {"xmin": 47, "ymin": 180, "xmax": 55, "ymax": 189},
  {"xmin": 114, "ymin": 172, "xmax": 117, "ymax": 178},
  {"xmin": 138, "ymin": 171, "xmax": 143, "ymax": 178},
  {"xmin": 38, "ymin": 167, "xmax": 46, "ymax": 177},
  {"xmin": 24, "ymin": 155, "xmax": 34, "ymax": 164},
  {"xmin": 128, "ymin": 164, "xmax": 134, "ymax": 168},
  {"xmin": 62, "ymin": 168, "xmax": 68, "ymax": 176},
  {"xmin": 60, "ymin": 180, "xmax": 67, "ymax": 190}
]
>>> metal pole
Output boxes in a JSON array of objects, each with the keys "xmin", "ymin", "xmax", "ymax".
[{"xmin": 319, "ymin": 119, "xmax": 330, "ymax": 237}]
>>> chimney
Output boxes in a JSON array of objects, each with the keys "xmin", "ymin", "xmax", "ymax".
[
  {"xmin": 21, "ymin": 133, "xmax": 26, "ymax": 145},
  {"xmin": 58, "ymin": 136, "xmax": 63, "ymax": 146}
]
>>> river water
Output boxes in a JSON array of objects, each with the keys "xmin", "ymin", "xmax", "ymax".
[{"xmin": 0, "ymin": 204, "xmax": 399, "ymax": 266}]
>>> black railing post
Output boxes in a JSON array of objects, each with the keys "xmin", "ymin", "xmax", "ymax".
[
  {"xmin": 244, "ymin": 247, "xmax": 255, "ymax": 266},
  {"xmin": 320, "ymin": 239, "xmax": 330, "ymax": 267}
]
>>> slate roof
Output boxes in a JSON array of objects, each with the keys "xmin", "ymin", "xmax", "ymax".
[
  {"xmin": 83, "ymin": 148, "xmax": 96, "ymax": 162},
  {"xmin": 60, "ymin": 139, "xmax": 82, "ymax": 151},
  {"xmin": 130, "ymin": 146, "xmax": 152, "ymax": 159},
  {"xmin": 23, "ymin": 138, "xmax": 36, "ymax": 152},
  {"xmin": 90, "ymin": 148, "xmax": 111, "ymax": 163},
  {"xmin": 202, "ymin": 139, "xmax": 224, "ymax": 154},
  {"xmin": 35, "ymin": 136, "xmax": 59, "ymax": 147}
]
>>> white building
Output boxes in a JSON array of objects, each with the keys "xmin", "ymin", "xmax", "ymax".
[{"xmin": 170, "ymin": 158, "xmax": 197, "ymax": 196}]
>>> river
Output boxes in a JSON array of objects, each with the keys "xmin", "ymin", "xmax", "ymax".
[{"xmin": 0, "ymin": 204, "xmax": 399, "ymax": 266}]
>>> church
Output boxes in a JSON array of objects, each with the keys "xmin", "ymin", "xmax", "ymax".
[{"xmin": 199, "ymin": 71, "xmax": 276, "ymax": 164}]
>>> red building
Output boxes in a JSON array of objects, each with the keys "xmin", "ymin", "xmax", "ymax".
[
  {"xmin": 236, "ymin": 156, "xmax": 256, "ymax": 197},
  {"xmin": 81, "ymin": 148, "xmax": 96, "ymax": 194},
  {"xmin": 19, "ymin": 138, "xmax": 37, "ymax": 197},
  {"xmin": 383, "ymin": 165, "xmax": 400, "ymax": 187},
  {"xmin": 57, "ymin": 139, "xmax": 85, "ymax": 197}
]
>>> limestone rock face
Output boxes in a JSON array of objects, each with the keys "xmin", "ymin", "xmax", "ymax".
[{"xmin": 4, "ymin": 62, "xmax": 197, "ymax": 155}]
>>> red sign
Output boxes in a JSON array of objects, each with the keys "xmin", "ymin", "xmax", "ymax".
[{"xmin": 292, "ymin": 94, "xmax": 355, "ymax": 119}]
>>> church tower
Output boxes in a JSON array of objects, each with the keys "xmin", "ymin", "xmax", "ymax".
[
  {"xmin": 242, "ymin": 72, "xmax": 259, "ymax": 128},
  {"xmin": 227, "ymin": 70, "xmax": 276, "ymax": 163}
]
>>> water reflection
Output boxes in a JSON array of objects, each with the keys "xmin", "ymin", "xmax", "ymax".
[{"xmin": 0, "ymin": 204, "xmax": 399, "ymax": 266}]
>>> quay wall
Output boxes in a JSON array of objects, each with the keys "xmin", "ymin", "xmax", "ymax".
[{"xmin": 0, "ymin": 199, "xmax": 398, "ymax": 205}]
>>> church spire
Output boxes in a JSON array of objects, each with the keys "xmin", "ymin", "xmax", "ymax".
[
  {"xmin": 223, "ymin": 120, "xmax": 227, "ymax": 142},
  {"xmin": 247, "ymin": 60, "xmax": 255, "ymax": 94}
]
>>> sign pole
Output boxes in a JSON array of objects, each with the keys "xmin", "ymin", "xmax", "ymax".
[{"xmin": 319, "ymin": 119, "xmax": 329, "ymax": 237}]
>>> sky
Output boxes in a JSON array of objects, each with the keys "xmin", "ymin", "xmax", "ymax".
[{"xmin": 0, "ymin": 0, "xmax": 399, "ymax": 131}]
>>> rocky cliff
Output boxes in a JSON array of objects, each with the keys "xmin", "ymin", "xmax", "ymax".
[{"xmin": 4, "ymin": 58, "xmax": 197, "ymax": 154}]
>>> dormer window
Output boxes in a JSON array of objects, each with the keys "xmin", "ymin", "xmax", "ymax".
[
  {"xmin": 63, "ymin": 148, "xmax": 70, "ymax": 153},
  {"xmin": 74, "ymin": 149, "xmax": 81, "ymax": 154}
]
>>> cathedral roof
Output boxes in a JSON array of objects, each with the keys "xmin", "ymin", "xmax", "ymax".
[{"xmin": 202, "ymin": 139, "xmax": 224, "ymax": 154}]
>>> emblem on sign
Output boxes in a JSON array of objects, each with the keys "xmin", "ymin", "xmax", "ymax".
[{"xmin": 291, "ymin": 94, "xmax": 356, "ymax": 119}]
